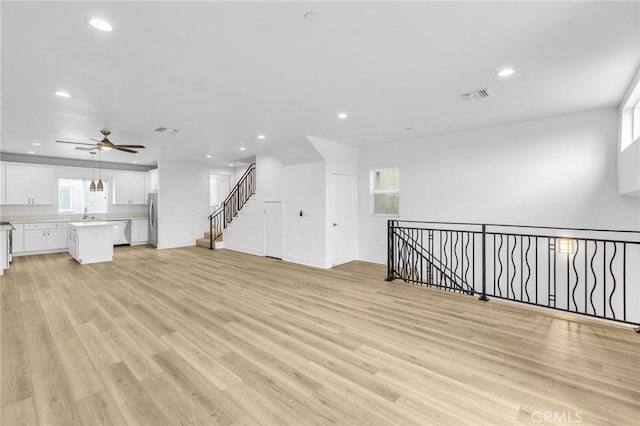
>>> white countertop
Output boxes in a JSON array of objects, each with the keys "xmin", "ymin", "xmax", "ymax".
[
  {"xmin": 3, "ymin": 215, "xmax": 147, "ymax": 224},
  {"xmin": 68, "ymin": 221, "xmax": 114, "ymax": 228}
]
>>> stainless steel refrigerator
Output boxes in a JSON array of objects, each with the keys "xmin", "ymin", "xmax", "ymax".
[{"xmin": 148, "ymin": 193, "xmax": 158, "ymax": 247}]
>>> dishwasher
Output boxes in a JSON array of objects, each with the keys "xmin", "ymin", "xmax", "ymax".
[{"xmin": 112, "ymin": 221, "xmax": 131, "ymax": 245}]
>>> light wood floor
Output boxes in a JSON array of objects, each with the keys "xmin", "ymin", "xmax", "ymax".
[{"xmin": 1, "ymin": 246, "xmax": 638, "ymax": 426}]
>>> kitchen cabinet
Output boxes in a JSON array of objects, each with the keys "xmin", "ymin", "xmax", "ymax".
[
  {"xmin": 130, "ymin": 219, "xmax": 149, "ymax": 244},
  {"xmin": 113, "ymin": 172, "xmax": 146, "ymax": 205},
  {"xmin": 149, "ymin": 168, "xmax": 159, "ymax": 192},
  {"xmin": 12, "ymin": 224, "xmax": 24, "ymax": 253},
  {"xmin": 4, "ymin": 165, "xmax": 55, "ymax": 205},
  {"xmin": 68, "ymin": 222, "xmax": 113, "ymax": 264},
  {"xmin": 0, "ymin": 224, "xmax": 11, "ymax": 276},
  {"xmin": 23, "ymin": 222, "xmax": 68, "ymax": 252}
]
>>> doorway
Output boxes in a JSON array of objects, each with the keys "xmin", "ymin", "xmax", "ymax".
[
  {"xmin": 264, "ymin": 201, "xmax": 283, "ymax": 259},
  {"xmin": 330, "ymin": 173, "xmax": 355, "ymax": 266},
  {"xmin": 209, "ymin": 173, "xmax": 231, "ymax": 214}
]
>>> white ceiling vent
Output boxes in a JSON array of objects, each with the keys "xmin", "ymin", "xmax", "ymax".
[
  {"xmin": 460, "ymin": 88, "xmax": 493, "ymax": 102},
  {"xmin": 154, "ymin": 127, "xmax": 179, "ymax": 134}
]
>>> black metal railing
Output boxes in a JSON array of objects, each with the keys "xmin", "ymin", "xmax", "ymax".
[
  {"xmin": 387, "ymin": 220, "xmax": 640, "ymax": 326},
  {"xmin": 207, "ymin": 163, "xmax": 256, "ymax": 249}
]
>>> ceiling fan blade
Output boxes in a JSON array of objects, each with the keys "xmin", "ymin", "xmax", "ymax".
[
  {"xmin": 114, "ymin": 145, "xmax": 145, "ymax": 149},
  {"xmin": 75, "ymin": 147, "xmax": 95, "ymax": 151},
  {"xmin": 56, "ymin": 140, "xmax": 97, "ymax": 146},
  {"xmin": 113, "ymin": 147, "xmax": 138, "ymax": 154},
  {"xmin": 89, "ymin": 137, "xmax": 102, "ymax": 142}
]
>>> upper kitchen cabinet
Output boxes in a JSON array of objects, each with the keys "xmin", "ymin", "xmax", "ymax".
[
  {"xmin": 4, "ymin": 165, "xmax": 55, "ymax": 205},
  {"xmin": 149, "ymin": 168, "xmax": 159, "ymax": 192},
  {"xmin": 113, "ymin": 172, "xmax": 146, "ymax": 205}
]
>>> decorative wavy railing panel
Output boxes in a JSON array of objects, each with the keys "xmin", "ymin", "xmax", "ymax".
[
  {"xmin": 207, "ymin": 163, "xmax": 256, "ymax": 249},
  {"xmin": 387, "ymin": 220, "xmax": 640, "ymax": 326}
]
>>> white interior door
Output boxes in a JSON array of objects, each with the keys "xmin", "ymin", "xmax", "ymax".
[
  {"xmin": 330, "ymin": 174, "xmax": 355, "ymax": 267},
  {"xmin": 264, "ymin": 201, "xmax": 283, "ymax": 259},
  {"xmin": 210, "ymin": 174, "xmax": 230, "ymax": 213}
]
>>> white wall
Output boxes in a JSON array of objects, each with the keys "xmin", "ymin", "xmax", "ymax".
[
  {"xmin": 224, "ymin": 152, "xmax": 327, "ymax": 268},
  {"xmin": 157, "ymin": 160, "xmax": 210, "ymax": 249},
  {"xmin": 358, "ymin": 108, "xmax": 640, "ymax": 264},
  {"xmin": 618, "ymin": 141, "xmax": 640, "ymax": 196}
]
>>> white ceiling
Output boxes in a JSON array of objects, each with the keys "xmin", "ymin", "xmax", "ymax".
[{"xmin": 2, "ymin": 1, "xmax": 639, "ymax": 166}]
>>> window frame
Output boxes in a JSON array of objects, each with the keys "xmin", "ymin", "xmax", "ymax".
[
  {"xmin": 58, "ymin": 185, "xmax": 73, "ymax": 213},
  {"xmin": 632, "ymin": 97, "xmax": 640, "ymax": 143},
  {"xmin": 369, "ymin": 165, "xmax": 400, "ymax": 217},
  {"xmin": 57, "ymin": 178, "xmax": 109, "ymax": 214}
]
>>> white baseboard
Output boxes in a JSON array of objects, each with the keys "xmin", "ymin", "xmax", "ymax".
[
  {"xmin": 357, "ymin": 254, "xmax": 386, "ymax": 265},
  {"xmin": 224, "ymin": 243, "xmax": 264, "ymax": 257},
  {"xmin": 283, "ymin": 253, "xmax": 328, "ymax": 269}
]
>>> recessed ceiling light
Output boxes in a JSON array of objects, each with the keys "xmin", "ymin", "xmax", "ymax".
[
  {"xmin": 31, "ymin": 142, "xmax": 41, "ymax": 146},
  {"xmin": 257, "ymin": 134, "xmax": 266, "ymax": 140},
  {"xmin": 206, "ymin": 155, "xmax": 212, "ymax": 159},
  {"xmin": 54, "ymin": 91, "xmax": 72, "ymax": 98},
  {"xmin": 239, "ymin": 147, "xmax": 246, "ymax": 151},
  {"xmin": 497, "ymin": 68, "xmax": 515, "ymax": 78},
  {"xmin": 27, "ymin": 151, "xmax": 36, "ymax": 154},
  {"xmin": 337, "ymin": 112, "xmax": 348, "ymax": 119},
  {"xmin": 228, "ymin": 162, "xmax": 235, "ymax": 167},
  {"xmin": 132, "ymin": 161, "xmax": 138, "ymax": 164},
  {"xmin": 89, "ymin": 18, "xmax": 113, "ymax": 32},
  {"xmin": 405, "ymin": 127, "xmax": 412, "ymax": 131}
]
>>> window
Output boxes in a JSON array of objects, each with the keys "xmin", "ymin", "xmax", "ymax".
[
  {"xmin": 57, "ymin": 179, "xmax": 109, "ymax": 214},
  {"xmin": 620, "ymin": 74, "xmax": 640, "ymax": 152},
  {"xmin": 58, "ymin": 186, "xmax": 73, "ymax": 212},
  {"xmin": 370, "ymin": 166, "xmax": 399, "ymax": 216}
]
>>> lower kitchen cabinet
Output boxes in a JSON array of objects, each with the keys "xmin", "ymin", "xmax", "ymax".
[
  {"xmin": 130, "ymin": 219, "xmax": 149, "ymax": 244},
  {"xmin": 12, "ymin": 224, "xmax": 24, "ymax": 254},
  {"xmin": 68, "ymin": 222, "xmax": 113, "ymax": 264},
  {"xmin": 23, "ymin": 223, "xmax": 68, "ymax": 252}
]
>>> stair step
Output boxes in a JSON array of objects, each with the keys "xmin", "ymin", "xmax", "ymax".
[
  {"xmin": 204, "ymin": 231, "xmax": 223, "ymax": 242},
  {"xmin": 195, "ymin": 238, "xmax": 212, "ymax": 248}
]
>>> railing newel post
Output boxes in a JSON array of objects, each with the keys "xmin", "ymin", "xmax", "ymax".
[
  {"xmin": 479, "ymin": 224, "xmax": 489, "ymax": 301},
  {"xmin": 385, "ymin": 220, "xmax": 395, "ymax": 281}
]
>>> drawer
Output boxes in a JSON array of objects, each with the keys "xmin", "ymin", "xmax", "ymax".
[{"xmin": 24, "ymin": 222, "xmax": 67, "ymax": 230}]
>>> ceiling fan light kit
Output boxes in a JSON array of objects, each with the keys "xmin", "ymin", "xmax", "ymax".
[{"xmin": 56, "ymin": 129, "xmax": 145, "ymax": 154}]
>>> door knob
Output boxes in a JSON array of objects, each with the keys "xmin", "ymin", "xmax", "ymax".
[{"xmin": 333, "ymin": 223, "xmax": 338, "ymax": 227}]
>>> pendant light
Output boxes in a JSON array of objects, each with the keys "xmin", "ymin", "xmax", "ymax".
[
  {"xmin": 89, "ymin": 152, "xmax": 97, "ymax": 191},
  {"xmin": 97, "ymin": 149, "xmax": 104, "ymax": 192}
]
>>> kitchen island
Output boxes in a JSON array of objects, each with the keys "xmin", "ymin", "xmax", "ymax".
[{"xmin": 68, "ymin": 222, "xmax": 114, "ymax": 264}]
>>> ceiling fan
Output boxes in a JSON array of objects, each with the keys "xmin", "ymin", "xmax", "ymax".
[{"xmin": 56, "ymin": 130, "xmax": 145, "ymax": 153}]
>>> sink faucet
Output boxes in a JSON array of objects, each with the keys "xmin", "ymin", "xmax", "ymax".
[{"xmin": 83, "ymin": 207, "xmax": 88, "ymax": 219}]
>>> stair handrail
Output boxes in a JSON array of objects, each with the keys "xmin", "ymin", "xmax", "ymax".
[
  {"xmin": 207, "ymin": 163, "xmax": 256, "ymax": 249},
  {"xmin": 392, "ymin": 226, "xmax": 475, "ymax": 294}
]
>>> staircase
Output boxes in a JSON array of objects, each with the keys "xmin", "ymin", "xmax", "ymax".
[
  {"xmin": 196, "ymin": 231, "xmax": 223, "ymax": 248},
  {"xmin": 197, "ymin": 163, "xmax": 256, "ymax": 249}
]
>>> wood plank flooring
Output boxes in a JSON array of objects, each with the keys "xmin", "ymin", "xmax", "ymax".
[{"xmin": 1, "ymin": 245, "xmax": 638, "ymax": 425}]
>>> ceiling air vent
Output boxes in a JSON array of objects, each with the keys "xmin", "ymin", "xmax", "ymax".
[
  {"xmin": 154, "ymin": 127, "xmax": 179, "ymax": 134},
  {"xmin": 460, "ymin": 88, "xmax": 493, "ymax": 102}
]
